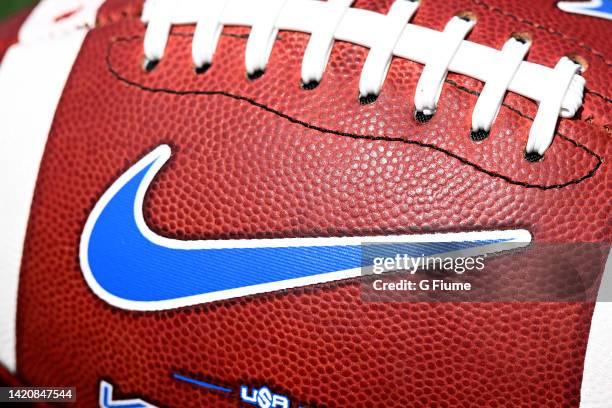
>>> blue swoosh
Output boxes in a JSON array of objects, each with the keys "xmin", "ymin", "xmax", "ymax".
[
  {"xmin": 558, "ymin": 0, "xmax": 612, "ymax": 20},
  {"xmin": 80, "ymin": 145, "xmax": 530, "ymax": 311}
]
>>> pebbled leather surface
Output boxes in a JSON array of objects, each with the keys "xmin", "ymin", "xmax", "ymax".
[
  {"xmin": 11, "ymin": 0, "xmax": 612, "ymax": 407},
  {"xmin": 108, "ymin": 31, "xmax": 600, "ymax": 189},
  {"xmin": 97, "ymin": 0, "xmax": 143, "ymax": 26}
]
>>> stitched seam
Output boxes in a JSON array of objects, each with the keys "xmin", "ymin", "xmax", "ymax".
[
  {"xmin": 106, "ymin": 35, "xmax": 602, "ymax": 190},
  {"xmin": 585, "ymin": 88, "xmax": 612, "ymax": 104},
  {"xmin": 130, "ymin": 30, "xmax": 611, "ymax": 116},
  {"xmin": 472, "ymin": 0, "xmax": 612, "ymax": 67},
  {"xmin": 445, "ymin": 79, "xmax": 607, "ymax": 149},
  {"xmin": 101, "ymin": 0, "xmax": 612, "ymax": 69},
  {"xmin": 93, "ymin": 4, "xmax": 612, "ymax": 102},
  {"xmin": 447, "ymin": 77, "xmax": 611, "ymax": 120}
]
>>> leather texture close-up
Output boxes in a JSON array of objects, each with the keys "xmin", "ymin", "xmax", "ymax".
[{"xmin": 0, "ymin": 0, "xmax": 609, "ymax": 406}]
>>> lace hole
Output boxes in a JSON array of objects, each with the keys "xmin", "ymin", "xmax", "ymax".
[
  {"xmin": 470, "ymin": 129, "xmax": 490, "ymax": 141},
  {"xmin": 414, "ymin": 110, "xmax": 434, "ymax": 123},
  {"xmin": 142, "ymin": 58, "xmax": 159, "ymax": 72},
  {"xmin": 456, "ymin": 11, "xmax": 477, "ymax": 22},
  {"xmin": 301, "ymin": 80, "xmax": 320, "ymax": 90},
  {"xmin": 566, "ymin": 53, "xmax": 588, "ymax": 73},
  {"xmin": 194, "ymin": 63, "xmax": 211, "ymax": 75},
  {"xmin": 359, "ymin": 93, "xmax": 378, "ymax": 105},
  {"xmin": 247, "ymin": 69, "xmax": 265, "ymax": 80},
  {"xmin": 524, "ymin": 150, "xmax": 544, "ymax": 163},
  {"xmin": 511, "ymin": 32, "xmax": 532, "ymax": 45}
]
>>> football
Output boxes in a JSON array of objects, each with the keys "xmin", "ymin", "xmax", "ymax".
[{"xmin": 0, "ymin": 0, "xmax": 610, "ymax": 407}]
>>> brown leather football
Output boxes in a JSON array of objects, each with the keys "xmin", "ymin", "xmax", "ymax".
[{"xmin": 0, "ymin": 0, "xmax": 610, "ymax": 407}]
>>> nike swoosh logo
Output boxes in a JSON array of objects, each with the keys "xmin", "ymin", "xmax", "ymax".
[
  {"xmin": 557, "ymin": 0, "xmax": 612, "ymax": 20},
  {"xmin": 79, "ymin": 145, "xmax": 531, "ymax": 311}
]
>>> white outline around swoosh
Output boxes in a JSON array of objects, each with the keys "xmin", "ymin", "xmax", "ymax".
[
  {"xmin": 557, "ymin": 0, "xmax": 612, "ymax": 20},
  {"xmin": 79, "ymin": 145, "xmax": 532, "ymax": 311}
]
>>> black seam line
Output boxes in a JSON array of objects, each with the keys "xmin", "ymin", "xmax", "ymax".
[
  {"xmin": 585, "ymin": 89, "xmax": 612, "ymax": 105},
  {"xmin": 100, "ymin": 0, "xmax": 612, "ymax": 69},
  {"xmin": 156, "ymin": 32, "xmax": 612, "ymax": 105},
  {"xmin": 107, "ymin": 37, "xmax": 603, "ymax": 190},
  {"xmin": 447, "ymin": 79, "xmax": 612, "ymax": 114},
  {"xmin": 444, "ymin": 79, "xmax": 608, "ymax": 147},
  {"xmin": 472, "ymin": 0, "xmax": 612, "ymax": 68},
  {"xmin": 585, "ymin": 88, "xmax": 612, "ymax": 104}
]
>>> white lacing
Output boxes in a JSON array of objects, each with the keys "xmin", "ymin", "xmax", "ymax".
[
  {"xmin": 300, "ymin": 0, "xmax": 352, "ymax": 86},
  {"xmin": 414, "ymin": 14, "xmax": 475, "ymax": 116},
  {"xmin": 358, "ymin": 0, "xmax": 419, "ymax": 100},
  {"xmin": 472, "ymin": 35, "xmax": 531, "ymax": 134},
  {"xmin": 141, "ymin": 0, "xmax": 585, "ymax": 158}
]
